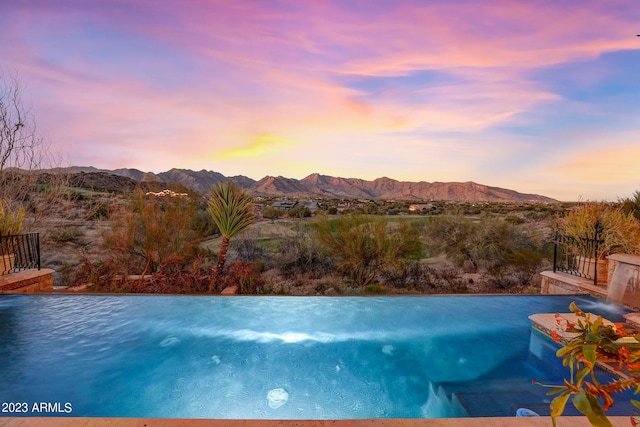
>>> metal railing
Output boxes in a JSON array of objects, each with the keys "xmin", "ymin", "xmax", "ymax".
[
  {"xmin": 552, "ymin": 224, "xmax": 603, "ymax": 285},
  {"xmin": 0, "ymin": 232, "xmax": 40, "ymax": 275}
]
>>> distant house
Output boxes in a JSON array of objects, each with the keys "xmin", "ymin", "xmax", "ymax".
[
  {"xmin": 336, "ymin": 201, "xmax": 364, "ymax": 211},
  {"xmin": 272, "ymin": 201, "xmax": 298, "ymax": 210},
  {"xmin": 408, "ymin": 203, "xmax": 436, "ymax": 212},
  {"xmin": 299, "ymin": 201, "xmax": 322, "ymax": 211}
]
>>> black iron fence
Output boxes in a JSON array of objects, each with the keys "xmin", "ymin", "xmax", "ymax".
[
  {"xmin": 0, "ymin": 232, "xmax": 40, "ymax": 276},
  {"xmin": 552, "ymin": 224, "xmax": 603, "ymax": 284}
]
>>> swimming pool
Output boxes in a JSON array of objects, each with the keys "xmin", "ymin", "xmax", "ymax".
[{"xmin": 0, "ymin": 294, "xmax": 633, "ymax": 419}]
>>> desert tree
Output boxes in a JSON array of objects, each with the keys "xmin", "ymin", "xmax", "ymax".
[
  {"xmin": 207, "ymin": 181, "xmax": 255, "ymax": 290},
  {"xmin": 103, "ymin": 188, "xmax": 202, "ymax": 275},
  {"xmin": 0, "ymin": 71, "xmax": 68, "ymax": 232}
]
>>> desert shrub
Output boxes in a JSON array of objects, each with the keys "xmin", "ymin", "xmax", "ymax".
[
  {"xmin": 379, "ymin": 260, "xmax": 433, "ymax": 290},
  {"xmin": 504, "ymin": 214, "xmax": 525, "ymax": 225},
  {"xmin": 155, "ymin": 255, "xmax": 211, "ymax": 293},
  {"xmin": 424, "ymin": 215, "xmax": 479, "ymax": 270},
  {"xmin": 425, "ymin": 214, "xmax": 548, "ymax": 289},
  {"xmin": 86, "ymin": 201, "xmax": 111, "ymax": 220},
  {"xmin": 190, "ymin": 208, "xmax": 218, "ymax": 237},
  {"xmin": 619, "ymin": 190, "xmax": 640, "ymax": 220},
  {"xmin": 314, "ymin": 214, "xmax": 423, "ymax": 287},
  {"xmin": 272, "ymin": 225, "xmax": 331, "ymax": 279},
  {"xmin": 262, "ymin": 206, "xmax": 284, "ymax": 221},
  {"xmin": 232, "ymin": 230, "xmax": 267, "ymax": 262},
  {"xmin": 288, "ymin": 205, "xmax": 311, "ymax": 218},
  {"xmin": 71, "ymin": 255, "xmax": 212, "ymax": 294},
  {"xmin": 102, "ymin": 188, "xmax": 203, "ymax": 275},
  {"xmin": 49, "ymin": 227, "xmax": 82, "ymax": 244},
  {"xmin": 435, "ymin": 267, "xmax": 469, "ymax": 293},
  {"xmin": 364, "ymin": 283, "xmax": 387, "ymax": 294},
  {"xmin": 219, "ymin": 261, "xmax": 265, "ymax": 294},
  {"xmin": 558, "ymin": 201, "xmax": 640, "ymax": 258}
]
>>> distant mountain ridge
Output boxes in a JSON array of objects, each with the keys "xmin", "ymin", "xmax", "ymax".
[{"xmin": 60, "ymin": 167, "xmax": 557, "ymax": 202}]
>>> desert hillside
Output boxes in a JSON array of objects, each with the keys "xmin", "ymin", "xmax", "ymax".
[{"xmin": 56, "ymin": 167, "xmax": 557, "ymax": 202}]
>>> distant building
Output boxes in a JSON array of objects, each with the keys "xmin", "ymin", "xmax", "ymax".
[
  {"xmin": 408, "ymin": 203, "xmax": 437, "ymax": 212},
  {"xmin": 272, "ymin": 201, "xmax": 298, "ymax": 210},
  {"xmin": 299, "ymin": 201, "xmax": 322, "ymax": 211}
]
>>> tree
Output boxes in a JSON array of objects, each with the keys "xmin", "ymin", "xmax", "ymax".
[
  {"xmin": 0, "ymin": 71, "xmax": 67, "ymax": 232},
  {"xmin": 103, "ymin": 188, "xmax": 201, "ymax": 275},
  {"xmin": 207, "ymin": 181, "xmax": 255, "ymax": 290}
]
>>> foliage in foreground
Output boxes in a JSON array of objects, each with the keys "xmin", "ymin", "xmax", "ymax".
[
  {"xmin": 558, "ymin": 201, "xmax": 640, "ymax": 258},
  {"xmin": 537, "ymin": 302, "xmax": 640, "ymax": 427}
]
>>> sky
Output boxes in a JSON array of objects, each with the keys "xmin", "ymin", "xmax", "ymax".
[{"xmin": 1, "ymin": 0, "xmax": 639, "ymax": 201}]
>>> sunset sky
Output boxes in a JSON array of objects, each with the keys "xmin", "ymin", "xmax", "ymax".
[{"xmin": 1, "ymin": 1, "xmax": 639, "ymax": 201}]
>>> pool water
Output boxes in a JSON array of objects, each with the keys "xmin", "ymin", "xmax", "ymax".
[{"xmin": 0, "ymin": 294, "xmax": 633, "ymax": 419}]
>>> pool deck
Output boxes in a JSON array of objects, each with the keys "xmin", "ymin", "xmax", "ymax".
[{"xmin": 0, "ymin": 417, "xmax": 635, "ymax": 427}]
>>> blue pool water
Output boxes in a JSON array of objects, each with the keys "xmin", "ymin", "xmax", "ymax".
[{"xmin": 0, "ymin": 294, "xmax": 633, "ymax": 419}]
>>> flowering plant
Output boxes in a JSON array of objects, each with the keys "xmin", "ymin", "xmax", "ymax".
[{"xmin": 536, "ymin": 302, "xmax": 640, "ymax": 427}]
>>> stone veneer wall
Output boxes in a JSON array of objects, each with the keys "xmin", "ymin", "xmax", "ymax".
[{"xmin": 0, "ymin": 269, "xmax": 54, "ymax": 293}]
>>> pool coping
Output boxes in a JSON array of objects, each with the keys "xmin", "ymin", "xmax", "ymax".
[{"xmin": 0, "ymin": 417, "xmax": 635, "ymax": 427}]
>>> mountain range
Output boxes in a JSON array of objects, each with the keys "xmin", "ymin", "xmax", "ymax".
[{"xmin": 61, "ymin": 166, "xmax": 558, "ymax": 203}]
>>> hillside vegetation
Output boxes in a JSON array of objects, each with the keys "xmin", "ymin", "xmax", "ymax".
[{"xmin": 36, "ymin": 180, "xmax": 565, "ymax": 295}]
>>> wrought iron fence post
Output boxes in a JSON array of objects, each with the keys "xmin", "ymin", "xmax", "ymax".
[
  {"xmin": 553, "ymin": 231, "xmax": 558, "ymax": 273},
  {"xmin": 0, "ymin": 232, "xmax": 40, "ymax": 275},
  {"xmin": 593, "ymin": 221, "xmax": 600, "ymax": 285}
]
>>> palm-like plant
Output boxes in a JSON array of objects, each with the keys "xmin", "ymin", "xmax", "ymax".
[{"xmin": 207, "ymin": 181, "xmax": 255, "ymax": 291}]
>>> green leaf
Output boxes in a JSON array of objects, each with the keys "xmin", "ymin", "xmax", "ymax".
[
  {"xmin": 569, "ymin": 301, "xmax": 580, "ymax": 313},
  {"xmin": 550, "ymin": 393, "xmax": 571, "ymax": 426},
  {"xmin": 557, "ymin": 345, "xmax": 575, "ymax": 357},
  {"xmin": 576, "ymin": 367, "xmax": 591, "ymax": 386},
  {"xmin": 583, "ymin": 344, "xmax": 597, "ymax": 365},
  {"xmin": 546, "ymin": 386, "xmax": 569, "ymax": 396},
  {"xmin": 572, "ymin": 390, "xmax": 613, "ymax": 427}
]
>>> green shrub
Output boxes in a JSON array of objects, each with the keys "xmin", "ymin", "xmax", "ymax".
[
  {"xmin": 364, "ymin": 283, "xmax": 387, "ymax": 294},
  {"xmin": 314, "ymin": 215, "xmax": 423, "ymax": 287},
  {"xmin": 50, "ymin": 227, "xmax": 82, "ymax": 244},
  {"xmin": 262, "ymin": 206, "xmax": 284, "ymax": 221},
  {"xmin": 103, "ymin": 189, "xmax": 202, "ymax": 275}
]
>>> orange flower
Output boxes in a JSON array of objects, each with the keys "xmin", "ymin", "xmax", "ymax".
[
  {"xmin": 552, "ymin": 330, "xmax": 559, "ymax": 344},
  {"xmin": 615, "ymin": 323, "xmax": 628, "ymax": 337},
  {"xmin": 620, "ymin": 346, "xmax": 630, "ymax": 360}
]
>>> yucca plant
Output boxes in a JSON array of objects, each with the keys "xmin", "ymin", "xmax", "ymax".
[{"xmin": 207, "ymin": 181, "xmax": 255, "ymax": 291}]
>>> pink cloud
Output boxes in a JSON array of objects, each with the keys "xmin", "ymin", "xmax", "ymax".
[{"xmin": 1, "ymin": 0, "xmax": 638, "ymax": 199}]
